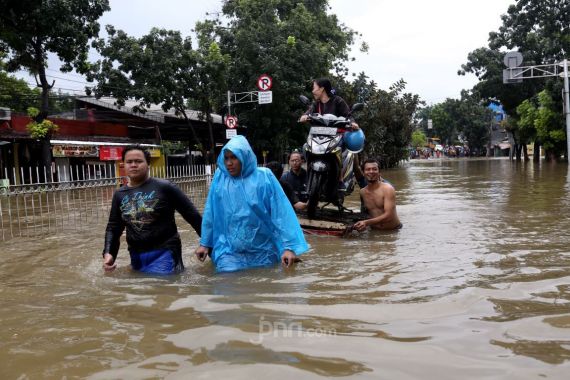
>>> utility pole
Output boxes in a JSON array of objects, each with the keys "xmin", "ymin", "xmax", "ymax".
[
  {"xmin": 563, "ymin": 59, "xmax": 570, "ymax": 159},
  {"xmin": 503, "ymin": 52, "xmax": 570, "ymax": 159},
  {"xmin": 225, "ymin": 75, "xmax": 274, "ymax": 140}
]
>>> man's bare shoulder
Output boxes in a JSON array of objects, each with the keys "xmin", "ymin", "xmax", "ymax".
[
  {"xmin": 379, "ymin": 182, "xmax": 396, "ymax": 199},
  {"xmin": 380, "ymin": 181, "xmax": 395, "ymax": 192}
]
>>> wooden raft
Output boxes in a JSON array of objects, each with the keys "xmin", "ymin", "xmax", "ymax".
[{"xmin": 296, "ymin": 207, "xmax": 365, "ymax": 237}]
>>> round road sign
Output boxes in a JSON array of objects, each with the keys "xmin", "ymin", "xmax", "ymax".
[
  {"xmin": 257, "ymin": 74, "xmax": 273, "ymax": 91},
  {"xmin": 225, "ymin": 115, "xmax": 238, "ymax": 129},
  {"xmin": 504, "ymin": 51, "xmax": 523, "ymax": 68}
]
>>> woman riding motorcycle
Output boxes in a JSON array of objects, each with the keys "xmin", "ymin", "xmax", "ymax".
[
  {"xmin": 299, "ymin": 78, "xmax": 365, "ymax": 190},
  {"xmin": 299, "ymin": 78, "xmax": 360, "ymax": 131}
]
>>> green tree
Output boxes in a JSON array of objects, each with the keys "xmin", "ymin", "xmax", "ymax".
[
  {"xmin": 411, "ymin": 130, "xmax": 427, "ymax": 148},
  {"xmin": 455, "ymin": 91, "xmax": 493, "ymax": 154},
  {"xmin": 0, "ymin": 55, "xmax": 74, "ymax": 113},
  {"xmin": 428, "ymin": 92, "xmax": 493, "ymax": 154},
  {"xmin": 192, "ymin": 20, "xmax": 231, "ymax": 153},
  {"xmin": 0, "ymin": 0, "xmax": 110, "ymax": 168},
  {"xmin": 460, "ymin": 0, "xmax": 569, "ymax": 160},
  {"xmin": 210, "ymin": 0, "xmax": 357, "ymax": 159},
  {"xmin": 0, "ymin": 70, "xmax": 40, "ymax": 112},
  {"xmin": 346, "ymin": 77, "xmax": 421, "ymax": 167},
  {"xmin": 430, "ymin": 101, "xmax": 457, "ymax": 145},
  {"xmin": 414, "ymin": 105, "xmax": 434, "ymax": 136},
  {"xmin": 90, "ymin": 25, "xmax": 231, "ymax": 158},
  {"xmin": 25, "ymin": 106, "xmax": 58, "ymax": 139},
  {"xmin": 517, "ymin": 90, "xmax": 566, "ymax": 160},
  {"xmin": 89, "ymin": 27, "xmax": 208, "ymax": 152}
]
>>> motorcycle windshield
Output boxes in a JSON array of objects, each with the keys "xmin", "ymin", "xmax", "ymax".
[
  {"xmin": 308, "ymin": 134, "xmax": 342, "ymax": 155},
  {"xmin": 311, "ymin": 113, "xmax": 348, "ymax": 127}
]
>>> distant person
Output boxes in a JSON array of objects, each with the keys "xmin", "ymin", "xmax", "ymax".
[
  {"xmin": 280, "ymin": 151, "xmax": 308, "ymax": 202},
  {"xmin": 195, "ymin": 136, "xmax": 309, "ymax": 272},
  {"xmin": 266, "ymin": 161, "xmax": 307, "ymax": 211},
  {"xmin": 354, "ymin": 158, "xmax": 402, "ymax": 231},
  {"xmin": 102, "ymin": 145, "xmax": 202, "ymax": 274}
]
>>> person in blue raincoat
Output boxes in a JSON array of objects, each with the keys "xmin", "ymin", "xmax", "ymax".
[{"xmin": 194, "ymin": 136, "xmax": 309, "ymax": 272}]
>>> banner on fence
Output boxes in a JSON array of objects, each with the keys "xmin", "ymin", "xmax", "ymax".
[
  {"xmin": 99, "ymin": 146, "xmax": 124, "ymax": 161},
  {"xmin": 53, "ymin": 145, "xmax": 99, "ymax": 158}
]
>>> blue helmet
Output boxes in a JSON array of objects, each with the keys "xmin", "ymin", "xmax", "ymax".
[{"xmin": 343, "ymin": 129, "xmax": 365, "ymax": 153}]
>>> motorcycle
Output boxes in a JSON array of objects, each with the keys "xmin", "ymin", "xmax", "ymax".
[{"xmin": 299, "ymin": 96, "xmax": 365, "ymax": 219}]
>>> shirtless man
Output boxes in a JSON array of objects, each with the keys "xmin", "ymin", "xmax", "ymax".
[{"xmin": 353, "ymin": 158, "xmax": 402, "ymax": 231}]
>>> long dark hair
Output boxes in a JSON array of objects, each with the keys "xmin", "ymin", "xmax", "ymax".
[{"xmin": 314, "ymin": 78, "xmax": 334, "ymax": 97}]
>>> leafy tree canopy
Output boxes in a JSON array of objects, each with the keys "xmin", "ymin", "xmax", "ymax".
[
  {"xmin": 89, "ymin": 25, "xmax": 230, "ymax": 153},
  {"xmin": 0, "ymin": 0, "xmax": 110, "ymax": 116},
  {"xmin": 0, "ymin": 59, "xmax": 40, "ymax": 112},
  {"xmin": 0, "ymin": 0, "xmax": 109, "ymax": 169},
  {"xmin": 517, "ymin": 90, "xmax": 566, "ymax": 155},
  {"xmin": 411, "ymin": 130, "xmax": 427, "ymax": 148},
  {"xmin": 459, "ymin": 0, "xmax": 569, "ymax": 158},
  {"xmin": 337, "ymin": 75, "xmax": 422, "ymax": 167},
  {"xmin": 210, "ymin": 0, "xmax": 357, "ymax": 158}
]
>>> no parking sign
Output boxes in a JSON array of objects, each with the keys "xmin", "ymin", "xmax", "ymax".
[
  {"xmin": 256, "ymin": 74, "xmax": 273, "ymax": 91},
  {"xmin": 225, "ymin": 115, "xmax": 238, "ymax": 129}
]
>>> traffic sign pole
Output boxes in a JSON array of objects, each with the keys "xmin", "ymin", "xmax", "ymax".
[
  {"xmin": 227, "ymin": 90, "xmax": 232, "ymax": 117},
  {"xmin": 503, "ymin": 52, "xmax": 570, "ymax": 160},
  {"xmin": 225, "ymin": 74, "xmax": 275, "ymax": 132},
  {"xmin": 564, "ymin": 59, "xmax": 570, "ymax": 159}
]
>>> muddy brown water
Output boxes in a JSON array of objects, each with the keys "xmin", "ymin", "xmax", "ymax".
[{"xmin": 1, "ymin": 158, "xmax": 569, "ymax": 379}]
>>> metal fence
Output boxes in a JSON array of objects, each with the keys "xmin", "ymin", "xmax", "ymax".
[{"xmin": 0, "ymin": 164, "xmax": 214, "ymax": 241}]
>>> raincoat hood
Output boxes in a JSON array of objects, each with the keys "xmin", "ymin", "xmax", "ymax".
[
  {"xmin": 201, "ymin": 136, "xmax": 309, "ymax": 272},
  {"xmin": 217, "ymin": 135, "xmax": 257, "ymax": 178}
]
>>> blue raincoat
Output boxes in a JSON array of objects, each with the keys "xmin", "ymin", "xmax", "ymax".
[{"xmin": 200, "ymin": 136, "xmax": 309, "ymax": 272}]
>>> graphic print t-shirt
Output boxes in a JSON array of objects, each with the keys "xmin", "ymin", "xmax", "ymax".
[{"xmin": 103, "ymin": 177, "xmax": 201, "ymax": 257}]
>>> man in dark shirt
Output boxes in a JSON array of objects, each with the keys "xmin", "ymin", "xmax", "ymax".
[
  {"xmin": 266, "ymin": 161, "xmax": 307, "ymax": 211},
  {"xmin": 102, "ymin": 145, "xmax": 202, "ymax": 274},
  {"xmin": 280, "ymin": 151, "xmax": 308, "ymax": 202}
]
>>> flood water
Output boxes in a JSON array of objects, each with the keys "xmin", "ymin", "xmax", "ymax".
[{"xmin": 1, "ymin": 158, "xmax": 570, "ymax": 379}]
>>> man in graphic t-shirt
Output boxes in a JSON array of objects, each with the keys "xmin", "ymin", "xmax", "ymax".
[{"xmin": 102, "ymin": 145, "xmax": 202, "ymax": 274}]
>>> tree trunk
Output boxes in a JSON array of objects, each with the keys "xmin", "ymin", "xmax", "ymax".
[
  {"xmin": 41, "ymin": 140, "xmax": 52, "ymax": 182},
  {"xmin": 486, "ymin": 126, "xmax": 492, "ymax": 157},
  {"xmin": 533, "ymin": 142, "xmax": 540, "ymax": 162},
  {"xmin": 515, "ymin": 144, "xmax": 522, "ymax": 161},
  {"xmin": 180, "ymin": 110, "xmax": 202, "ymax": 152},
  {"xmin": 507, "ymin": 131, "xmax": 515, "ymax": 161},
  {"xmin": 34, "ymin": 41, "xmax": 54, "ymax": 177},
  {"xmin": 206, "ymin": 113, "xmax": 216, "ymax": 153}
]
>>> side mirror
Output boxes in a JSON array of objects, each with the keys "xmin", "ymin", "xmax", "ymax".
[
  {"xmin": 351, "ymin": 103, "xmax": 364, "ymax": 113},
  {"xmin": 299, "ymin": 95, "xmax": 311, "ymax": 106}
]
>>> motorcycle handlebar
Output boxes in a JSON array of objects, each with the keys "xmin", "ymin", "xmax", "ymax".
[{"xmin": 301, "ymin": 114, "xmax": 353, "ymax": 128}]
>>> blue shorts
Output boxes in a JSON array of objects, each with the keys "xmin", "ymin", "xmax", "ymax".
[{"xmin": 130, "ymin": 248, "xmax": 176, "ymax": 274}]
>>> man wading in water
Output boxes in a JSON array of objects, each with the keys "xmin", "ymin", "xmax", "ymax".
[
  {"xmin": 194, "ymin": 136, "xmax": 308, "ymax": 272},
  {"xmin": 354, "ymin": 158, "xmax": 402, "ymax": 231},
  {"xmin": 102, "ymin": 145, "xmax": 202, "ymax": 274}
]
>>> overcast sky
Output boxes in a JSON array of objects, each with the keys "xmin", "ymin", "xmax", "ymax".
[{"xmin": 18, "ymin": 0, "xmax": 516, "ymax": 105}]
